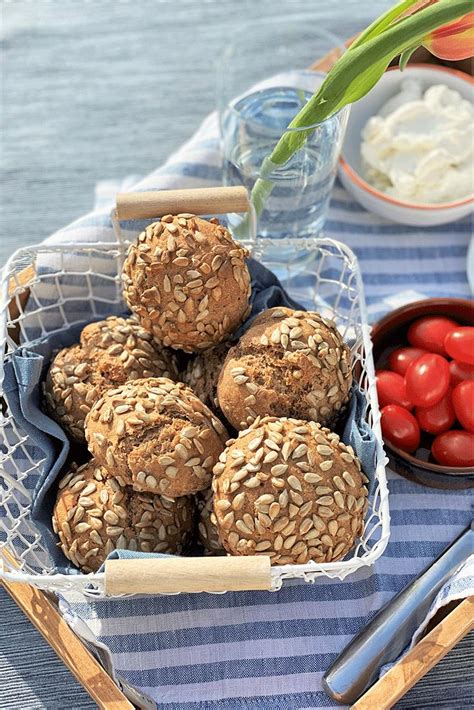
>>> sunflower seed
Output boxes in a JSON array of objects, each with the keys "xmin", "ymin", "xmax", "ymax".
[
  {"xmin": 290, "ymin": 491, "xmax": 304, "ymax": 506},
  {"xmin": 312, "ymin": 514, "xmax": 325, "ymax": 530},
  {"xmin": 321, "ymin": 534, "xmax": 334, "ymax": 547},
  {"xmin": 74, "ymin": 522, "xmax": 91, "ymax": 534},
  {"xmin": 341, "ymin": 452, "xmax": 355, "ymax": 464},
  {"xmin": 273, "ymin": 516, "xmax": 290, "ymax": 533},
  {"xmin": 333, "ymin": 476, "xmax": 346, "ymax": 492},
  {"xmin": 89, "ymin": 517, "xmax": 103, "ymax": 530},
  {"xmin": 318, "ymin": 506, "xmax": 333, "ymax": 518},
  {"xmin": 333, "ymin": 542, "xmax": 347, "ymax": 558},
  {"xmin": 232, "ymin": 493, "xmax": 246, "ymax": 510},
  {"xmin": 269, "ymin": 502, "xmax": 281, "ymax": 519},
  {"xmin": 304, "ymin": 472, "xmax": 323, "ymax": 484},
  {"xmin": 106, "ymin": 525, "xmax": 125, "ymax": 537},
  {"xmin": 104, "ymin": 510, "xmax": 119, "ymax": 525},
  {"xmin": 244, "ymin": 476, "xmax": 261, "ymax": 488},
  {"xmin": 283, "ymin": 535, "xmax": 297, "ymax": 549},
  {"xmin": 316, "ymin": 445, "xmax": 333, "ymax": 456},
  {"xmin": 299, "ymin": 518, "xmax": 313, "ymax": 535},
  {"xmin": 248, "ymin": 436, "xmax": 263, "ymax": 451},
  {"xmin": 287, "ymin": 475, "xmax": 302, "ymax": 492},
  {"xmin": 342, "ymin": 471, "xmax": 356, "ymax": 487},
  {"xmin": 255, "ymin": 494, "xmax": 274, "ymax": 506},
  {"xmin": 292, "ymin": 444, "xmax": 308, "ymax": 459}
]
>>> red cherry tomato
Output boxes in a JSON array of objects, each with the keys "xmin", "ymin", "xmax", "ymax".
[
  {"xmin": 388, "ymin": 347, "xmax": 427, "ymax": 376},
  {"xmin": 407, "ymin": 316, "xmax": 458, "ymax": 355},
  {"xmin": 376, "ymin": 370, "xmax": 413, "ymax": 409},
  {"xmin": 452, "ymin": 381, "xmax": 474, "ymax": 432},
  {"xmin": 381, "ymin": 404, "xmax": 420, "ymax": 453},
  {"xmin": 444, "ymin": 327, "xmax": 474, "ymax": 365},
  {"xmin": 431, "ymin": 430, "xmax": 474, "ymax": 467},
  {"xmin": 449, "ymin": 360, "xmax": 474, "ymax": 386},
  {"xmin": 415, "ymin": 391, "xmax": 456, "ymax": 435},
  {"xmin": 405, "ymin": 353, "xmax": 450, "ymax": 407}
]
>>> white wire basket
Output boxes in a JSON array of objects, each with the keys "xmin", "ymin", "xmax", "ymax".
[{"xmin": 0, "ymin": 196, "xmax": 390, "ymax": 598}]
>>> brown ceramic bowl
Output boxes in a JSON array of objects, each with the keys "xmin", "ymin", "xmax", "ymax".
[{"xmin": 372, "ymin": 298, "xmax": 474, "ymax": 489}]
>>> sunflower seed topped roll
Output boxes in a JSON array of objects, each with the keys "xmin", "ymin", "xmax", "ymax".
[
  {"xmin": 212, "ymin": 416, "xmax": 368, "ymax": 565},
  {"xmin": 182, "ymin": 344, "xmax": 229, "ymax": 413},
  {"xmin": 85, "ymin": 377, "xmax": 228, "ymax": 497},
  {"xmin": 217, "ymin": 307, "xmax": 352, "ymax": 430},
  {"xmin": 122, "ymin": 214, "xmax": 252, "ymax": 353},
  {"xmin": 43, "ymin": 316, "xmax": 178, "ymax": 442},
  {"xmin": 53, "ymin": 460, "xmax": 194, "ymax": 572}
]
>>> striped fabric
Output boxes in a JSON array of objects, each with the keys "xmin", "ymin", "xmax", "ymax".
[{"xmin": 47, "ymin": 110, "xmax": 472, "ymax": 709}]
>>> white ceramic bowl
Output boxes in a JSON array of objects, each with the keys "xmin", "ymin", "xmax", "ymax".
[{"xmin": 338, "ymin": 64, "xmax": 474, "ymax": 226}]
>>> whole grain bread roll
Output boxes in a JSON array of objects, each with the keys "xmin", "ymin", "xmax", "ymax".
[
  {"xmin": 212, "ymin": 416, "xmax": 368, "ymax": 565},
  {"xmin": 122, "ymin": 214, "xmax": 251, "ymax": 352},
  {"xmin": 182, "ymin": 344, "xmax": 229, "ymax": 413},
  {"xmin": 43, "ymin": 316, "xmax": 177, "ymax": 442},
  {"xmin": 85, "ymin": 377, "xmax": 228, "ymax": 497},
  {"xmin": 196, "ymin": 488, "xmax": 226, "ymax": 556},
  {"xmin": 53, "ymin": 460, "xmax": 194, "ymax": 572},
  {"xmin": 217, "ymin": 307, "xmax": 352, "ymax": 430}
]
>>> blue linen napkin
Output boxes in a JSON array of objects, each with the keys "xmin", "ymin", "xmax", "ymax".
[{"xmin": 6, "ymin": 109, "xmax": 474, "ymax": 709}]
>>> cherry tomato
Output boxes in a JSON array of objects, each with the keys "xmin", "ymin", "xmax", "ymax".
[
  {"xmin": 450, "ymin": 360, "xmax": 474, "ymax": 386},
  {"xmin": 415, "ymin": 391, "xmax": 455, "ymax": 435},
  {"xmin": 431, "ymin": 430, "xmax": 474, "ymax": 467},
  {"xmin": 381, "ymin": 404, "xmax": 420, "ymax": 453},
  {"xmin": 388, "ymin": 347, "xmax": 427, "ymax": 376},
  {"xmin": 452, "ymin": 381, "xmax": 474, "ymax": 432},
  {"xmin": 376, "ymin": 370, "xmax": 413, "ymax": 409},
  {"xmin": 405, "ymin": 353, "xmax": 450, "ymax": 407},
  {"xmin": 407, "ymin": 316, "xmax": 458, "ymax": 355},
  {"xmin": 444, "ymin": 327, "xmax": 474, "ymax": 365}
]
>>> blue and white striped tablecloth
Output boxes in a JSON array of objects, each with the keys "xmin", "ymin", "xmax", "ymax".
[{"xmin": 47, "ymin": 111, "xmax": 473, "ymax": 709}]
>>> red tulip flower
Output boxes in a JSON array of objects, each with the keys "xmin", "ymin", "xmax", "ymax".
[
  {"xmin": 423, "ymin": 11, "xmax": 474, "ymax": 60},
  {"xmin": 401, "ymin": 1, "xmax": 474, "ymax": 60}
]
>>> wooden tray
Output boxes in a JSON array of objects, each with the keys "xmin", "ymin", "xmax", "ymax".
[{"xmin": 3, "ymin": 42, "xmax": 473, "ymax": 710}]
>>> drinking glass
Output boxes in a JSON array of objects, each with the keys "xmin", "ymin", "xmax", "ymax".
[{"xmin": 217, "ymin": 17, "xmax": 349, "ymax": 271}]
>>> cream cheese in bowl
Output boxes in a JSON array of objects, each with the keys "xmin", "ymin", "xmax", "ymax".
[{"xmin": 361, "ymin": 79, "xmax": 474, "ymax": 204}]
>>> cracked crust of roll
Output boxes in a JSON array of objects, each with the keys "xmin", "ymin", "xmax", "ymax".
[
  {"xmin": 85, "ymin": 377, "xmax": 228, "ymax": 497},
  {"xmin": 43, "ymin": 316, "xmax": 178, "ymax": 442},
  {"xmin": 53, "ymin": 460, "xmax": 195, "ymax": 572},
  {"xmin": 212, "ymin": 416, "xmax": 368, "ymax": 565},
  {"xmin": 122, "ymin": 214, "xmax": 252, "ymax": 353},
  {"xmin": 217, "ymin": 307, "xmax": 352, "ymax": 430}
]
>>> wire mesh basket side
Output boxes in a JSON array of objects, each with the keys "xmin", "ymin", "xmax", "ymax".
[{"xmin": 0, "ymin": 236, "xmax": 389, "ymax": 595}]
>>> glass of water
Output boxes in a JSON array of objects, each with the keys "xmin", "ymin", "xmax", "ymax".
[{"xmin": 218, "ymin": 18, "xmax": 348, "ymax": 270}]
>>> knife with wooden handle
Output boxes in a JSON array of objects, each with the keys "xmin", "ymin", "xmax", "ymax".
[{"xmin": 323, "ymin": 521, "xmax": 473, "ymax": 705}]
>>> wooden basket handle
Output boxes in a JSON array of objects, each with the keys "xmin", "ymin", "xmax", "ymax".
[
  {"xmin": 104, "ymin": 556, "xmax": 272, "ymax": 595},
  {"xmin": 116, "ymin": 186, "xmax": 250, "ymax": 221}
]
